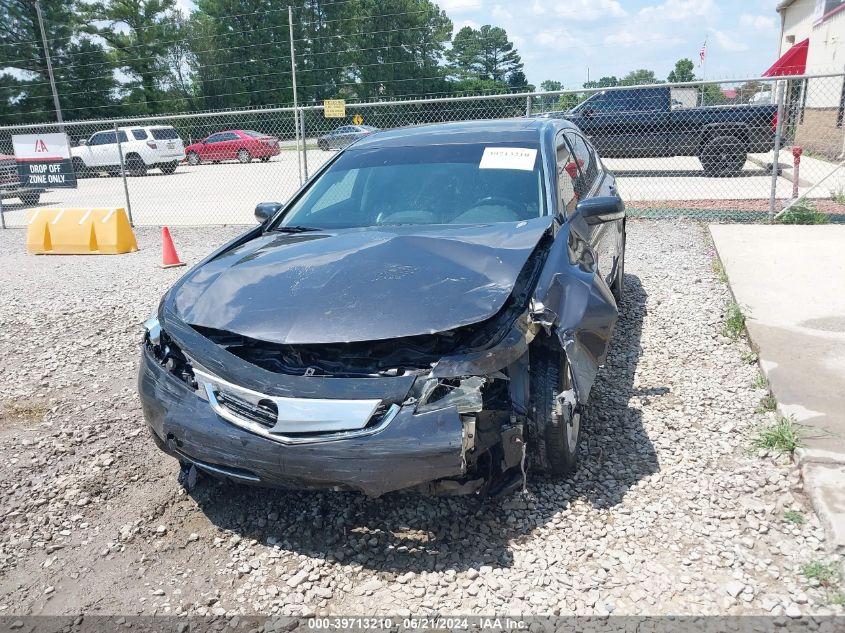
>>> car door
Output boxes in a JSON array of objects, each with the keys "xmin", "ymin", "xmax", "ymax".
[
  {"xmin": 564, "ymin": 130, "xmax": 622, "ymax": 288},
  {"xmin": 201, "ymin": 133, "xmax": 225, "ymax": 161},
  {"xmin": 219, "ymin": 132, "xmax": 241, "ymax": 160},
  {"xmin": 81, "ymin": 132, "xmax": 108, "ymax": 166},
  {"xmin": 90, "ymin": 131, "xmax": 118, "ymax": 167}
]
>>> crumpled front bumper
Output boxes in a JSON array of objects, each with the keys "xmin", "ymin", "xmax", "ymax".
[{"xmin": 137, "ymin": 347, "xmax": 466, "ymax": 497}]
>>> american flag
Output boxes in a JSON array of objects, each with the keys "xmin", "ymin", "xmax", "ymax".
[{"xmin": 699, "ymin": 36, "xmax": 708, "ymax": 67}]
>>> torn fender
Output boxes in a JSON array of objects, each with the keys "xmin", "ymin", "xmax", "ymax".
[{"xmin": 529, "ymin": 223, "xmax": 619, "ymax": 404}]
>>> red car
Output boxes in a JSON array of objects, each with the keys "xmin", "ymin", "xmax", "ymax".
[{"xmin": 184, "ymin": 130, "xmax": 281, "ymax": 165}]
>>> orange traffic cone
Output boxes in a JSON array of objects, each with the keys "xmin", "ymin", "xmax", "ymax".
[{"xmin": 161, "ymin": 226, "xmax": 185, "ymax": 268}]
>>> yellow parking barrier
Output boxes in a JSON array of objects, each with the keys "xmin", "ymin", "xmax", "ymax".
[{"xmin": 26, "ymin": 208, "xmax": 138, "ymax": 255}]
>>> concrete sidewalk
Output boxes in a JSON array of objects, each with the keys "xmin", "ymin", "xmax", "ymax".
[{"xmin": 711, "ymin": 224, "xmax": 845, "ymax": 549}]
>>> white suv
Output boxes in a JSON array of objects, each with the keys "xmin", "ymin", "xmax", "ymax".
[{"xmin": 71, "ymin": 126, "xmax": 186, "ymax": 177}]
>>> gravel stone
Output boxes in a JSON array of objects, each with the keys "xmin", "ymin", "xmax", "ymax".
[{"xmin": 0, "ymin": 222, "xmax": 842, "ymax": 616}]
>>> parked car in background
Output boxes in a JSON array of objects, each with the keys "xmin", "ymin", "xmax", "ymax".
[
  {"xmin": 71, "ymin": 126, "xmax": 185, "ymax": 177},
  {"xmin": 184, "ymin": 130, "xmax": 281, "ymax": 165},
  {"xmin": 537, "ymin": 86, "xmax": 778, "ymax": 176},
  {"xmin": 317, "ymin": 125, "xmax": 379, "ymax": 150},
  {"xmin": 139, "ymin": 118, "xmax": 626, "ymax": 498},
  {"xmin": 0, "ymin": 153, "xmax": 44, "ymax": 205}
]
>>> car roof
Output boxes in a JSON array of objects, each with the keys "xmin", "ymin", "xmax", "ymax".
[{"xmin": 351, "ymin": 118, "xmax": 575, "ymax": 149}]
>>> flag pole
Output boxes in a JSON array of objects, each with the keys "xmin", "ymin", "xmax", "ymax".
[{"xmin": 700, "ymin": 35, "xmax": 708, "ymax": 80}]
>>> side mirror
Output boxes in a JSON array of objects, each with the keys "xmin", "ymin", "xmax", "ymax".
[
  {"xmin": 575, "ymin": 196, "xmax": 625, "ymax": 225},
  {"xmin": 255, "ymin": 201, "xmax": 282, "ymax": 224},
  {"xmin": 78, "ymin": 139, "xmax": 88, "ymax": 146}
]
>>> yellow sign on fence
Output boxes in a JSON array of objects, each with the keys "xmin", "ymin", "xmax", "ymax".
[
  {"xmin": 323, "ymin": 99, "xmax": 346, "ymax": 118},
  {"xmin": 352, "ymin": 114, "xmax": 364, "ymax": 125}
]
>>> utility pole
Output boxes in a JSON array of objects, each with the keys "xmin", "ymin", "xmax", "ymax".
[
  {"xmin": 288, "ymin": 5, "xmax": 302, "ymax": 183},
  {"xmin": 34, "ymin": 0, "xmax": 63, "ymax": 125}
]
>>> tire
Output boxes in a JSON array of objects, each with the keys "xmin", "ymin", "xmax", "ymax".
[
  {"xmin": 318, "ymin": 139, "xmax": 329, "ymax": 151},
  {"xmin": 528, "ymin": 343, "xmax": 582, "ymax": 476},
  {"xmin": 72, "ymin": 157, "xmax": 89, "ymax": 178},
  {"xmin": 186, "ymin": 152, "xmax": 201, "ymax": 166},
  {"xmin": 237, "ymin": 148, "xmax": 252, "ymax": 164},
  {"xmin": 160, "ymin": 161, "xmax": 177, "ymax": 175},
  {"xmin": 126, "ymin": 155, "xmax": 147, "ymax": 177},
  {"xmin": 699, "ymin": 135, "xmax": 746, "ymax": 177},
  {"xmin": 20, "ymin": 192, "xmax": 40, "ymax": 206},
  {"xmin": 612, "ymin": 228, "xmax": 626, "ymax": 305}
]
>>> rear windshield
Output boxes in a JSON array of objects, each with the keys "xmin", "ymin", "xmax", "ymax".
[
  {"xmin": 275, "ymin": 142, "xmax": 545, "ymax": 230},
  {"xmin": 151, "ymin": 128, "xmax": 179, "ymax": 140}
]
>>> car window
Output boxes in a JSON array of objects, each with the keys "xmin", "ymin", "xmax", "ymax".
[
  {"xmin": 556, "ymin": 134, "xmax": 579, "ymax": 216},
  {"xmin": 241, "ymin": 130, "xmax": 266, "ymax": 137},
  {"xmin": 335, "ymin": 126, "xmax": 351, "ymax": 134},
  {"xmin": 221, "ymin": 132, "xmax": 240, "ymax": 141},
  {"xmin": 276, "ymin": 142, "xmax": 545, "ymax": 229},
  {"xmin": 88, "ymin": 132, "xmax": 109, "ymax": 146},
  {"xmin": 131, "ymin": 129, "xmax": 147, "ymax": 140},
  {"xmin": 580, "ymin": 90, "xmax": 635, "ymax": 113},
  {"xmin": 117, "ymin": 131, "xmax": 128, "ymax": 143},
  {"xmin": 151, "ymin": 128, "xmax": 179, "ymax": 140},
  {"xmin": 565, "ymin": 131, "xmax": 599, "ymax": 198},
  {"xmin": 205, "ymin": 133, "xmax": 224, "ymax": 143},
  {"xmin": 636, "ymin": 88, "xmax": 665, "ymax": 112}
]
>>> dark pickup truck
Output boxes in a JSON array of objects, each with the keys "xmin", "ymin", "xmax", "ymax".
[
  {"xmin": 538, "ymin": 86, "xmax": 778, "ymax": 176},
  {"xmin": 0, "ymin": 153, "xmax": 44, "ymax": 205}
]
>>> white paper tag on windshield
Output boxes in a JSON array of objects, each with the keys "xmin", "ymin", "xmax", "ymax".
[{"xmin": 479, "ymin": 147, "xmax": 537, "ymax": 171}]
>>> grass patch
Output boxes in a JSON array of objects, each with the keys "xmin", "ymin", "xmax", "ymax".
[
  {"xmin": 783, "ymin": 510, "xmax": 805, "ymax": 525},
  {"xmin": 752, "ymin": 372, "xmax": 768, "ymax": 389},
  {"xmin": 824, "ymin": 590, "xmax": 845, "ymax": 606},
  {"xmin": 741, "ymin": 350, "xmax": 759, "ymax": 364},
  {"xmin": 756, "ymin": 394, "xmax": 778, "ymax": 413},
  {"xmin": 831, "ymin": 188, "xmax": 845, "ymax": 204},
  {"xmin": 801, "ymin": 560, "xmax": 838, "ymax": 586},
  {"xmin": 0, "ymin": 400, "xmax": 48, "ymax": 426},
  {"xmin": 711, "ymin": 259, "xmax": 729, "ymax": 283},
  {"xmin": 776, "ymin": 199, "xmax": 830, "ymax": 225},
  {"xmin": 723, "ymin": 301, "xmax": 746, "ymax": 340},
  {"xmin": 755, "ymin": 416, "xmax": 799, "ymax": 453}
]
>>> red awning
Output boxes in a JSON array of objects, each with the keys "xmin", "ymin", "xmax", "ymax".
[{"xmin": 764, "ymin": 38, "xmax": 809, "ymax": 77}]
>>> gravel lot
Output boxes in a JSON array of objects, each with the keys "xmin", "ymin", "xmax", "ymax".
[{"xmin": 0, "ymin": 219, "xmax": 842, "ymax": 617}]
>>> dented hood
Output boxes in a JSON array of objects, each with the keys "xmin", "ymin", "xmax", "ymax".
[{"xmin": 171, "ymin": 218, "xmax": 551, "ymax": 345}]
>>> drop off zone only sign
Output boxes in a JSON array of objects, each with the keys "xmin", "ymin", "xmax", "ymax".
[{"xmin": 12, "ymin": 133, "xmax": 77, "ymax": 188}]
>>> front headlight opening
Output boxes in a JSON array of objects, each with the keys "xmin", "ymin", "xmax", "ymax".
[{"xmin": 415, "ymin": 376, "xmax": 486, "ymax": 414}]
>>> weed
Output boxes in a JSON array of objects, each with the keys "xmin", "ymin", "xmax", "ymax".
[
  {"xmin": 752, "ymin": 372, "xmax": 768, "ymax": 389},
  {"xmin": 711, "ymin": 259, "xmax": 728, "ymax": 283},
  {"xmin": 755, "ymin": 416, "xmax": 799, "ymax": 453},
  {"xmin": 741, "ymin": 350, "xmax": 759, "ymax": 364},
  {"xmin": 783, "ymin": 510, "xmax": 805, "ymax": 525},
  {"xmin": 801, "ymin": 560, "xmax": 838, "ymax": 586},
  {"xmin": 756, "ymin": 394, "xmax": 778, "ymax": 413},
  {"xmin": 723, "ymin": 301, "xmax": 746, "ymax": 340},
  {"xmin": 831, "ymin": 188, "xmax": 845, "ymax": 204},
  {"xmin": 824, "ymin": 590, "xmax": 845, "ymax": 606},
  {"xmin": 776, "ymin": 199, "xmax": 830, "ymax": 225}
]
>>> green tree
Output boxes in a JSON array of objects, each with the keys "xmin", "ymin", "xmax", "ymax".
[
  {"xmin": 540, "ymin": 79, "xmax": 562, "ymax": 92},
  {"xmin": 554, "ymin": 92, "xmax": 580, "ymax": 111},
  {"xmin": 447, "ymin": 24, "xmax": 523, "ymax": 82},
  {"xmin": 667, "ymin": 58, "xmax": 695, "ymax": 83},
  {"xmin": 583, "ymin": 76, "xmax": 618, "ymax": 89},
  {"xmin": 619, "ymin": 69, "xmax": 662, "ymax": 86},
  {"xmin": 83, "ymin": 0, "xmax": 181, "ymax": 114},
  {"xmin": 0, "ymin": 1, "xmax": 116, "ymax": 123},
  {"xmin": 507, "ymin": 70, "xmax": 532, "ymax": 91}
]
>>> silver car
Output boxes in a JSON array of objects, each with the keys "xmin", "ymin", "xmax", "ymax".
[{"xmin": 317, "ymin": 125, "xmax": 379, "ymax": 151}]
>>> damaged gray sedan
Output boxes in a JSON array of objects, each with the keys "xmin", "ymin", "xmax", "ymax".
[{"xmin": 139, "ymin": 118, "xmax": 625, "ymax": 497}]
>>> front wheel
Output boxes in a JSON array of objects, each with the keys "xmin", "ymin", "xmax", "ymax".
[
  {"xmin": 699, "ymin": 135, "xmax": 746, "ymax": 177},
  {"xmin": 528, "ymin": 343, "xmax": 582, "ymax": 476},
  {"xmin": 237, "ymin": 148, "xmax": 252, "ymax": 164},
  {"xmin": 186, "ymin": 152, "xmax": 201, "ymax": 166},
  {"xmin": 160, "ymin": 161, "xmax": 178, "ymax": 175}
]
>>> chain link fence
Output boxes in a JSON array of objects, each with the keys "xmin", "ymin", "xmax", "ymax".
[{"xmin": 2, "ymin": 73, "xmax": 845, "ymax": 227}]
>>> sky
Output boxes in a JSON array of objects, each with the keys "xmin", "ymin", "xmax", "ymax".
[{"xmin": 436, "ymin": 0, "xmax": 785, "ymax": 87}]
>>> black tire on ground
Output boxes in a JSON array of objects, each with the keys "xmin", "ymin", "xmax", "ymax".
[
  {"xmin": 127, "ymin": 155, "xmax": 147, "ymax": 177},
  {"xmin": 237, "ymin": 148, "xmax": 252, "ymax": 163},
  {"xmin": 318, "ymin": 139, "xmax": 329, "ymax": 151},
  {"xmin": 699, "ymin": 135, "xmax": 746, "ymax": 177},
  {"xmin": 612, "ymin": 228, "xmax": 626, "ymax": 304},
  {"xmin": 20, "ymin": 192, "xmax": 40, "ymax": 206},
  {"xmin": 528, "ymin": 343, "xmax": 582, "ymax": 476},
  {"xmin": 260, "ymin": 156, "xmax": 270, "ymax": 162},
  {"xmin": 72, "ymin": 157, "xmax": 89, "ymax": 178},
  {"xmin": 186, "ymin": 152, "xmax": 201, "ymax": 166},
  {"xmin": 160, "ymin": 161, "xmax": 178, "ymax": 174}
]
